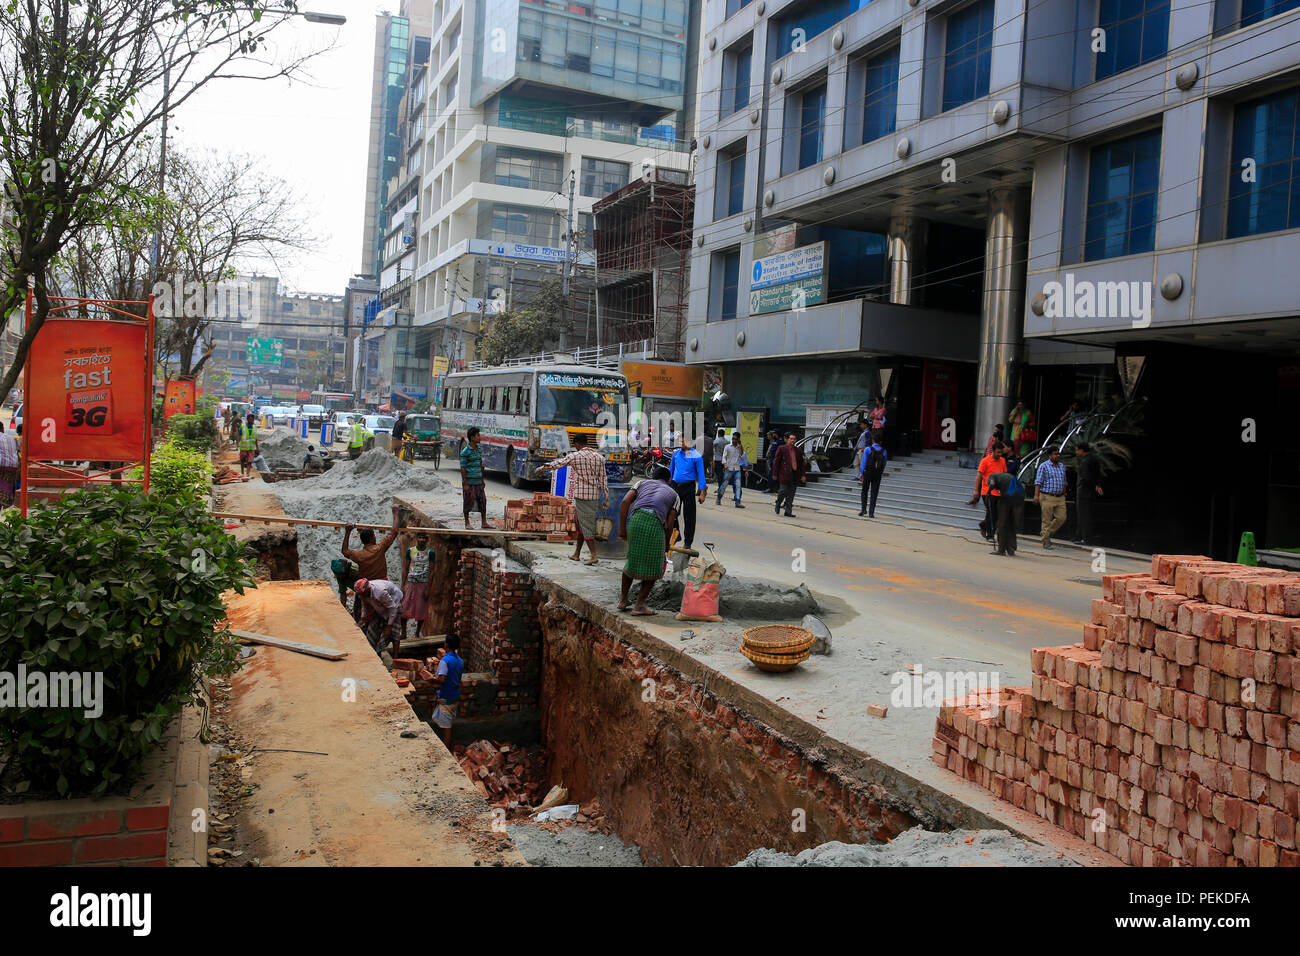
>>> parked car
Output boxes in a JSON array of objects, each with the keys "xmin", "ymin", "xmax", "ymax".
[
  {"xmin": 8, "ymin": 402, "xmax": 22, "ymax": 435},
  {"xmin": 362, "ymin": 414, "xmax": 395, "ymax": 436}
]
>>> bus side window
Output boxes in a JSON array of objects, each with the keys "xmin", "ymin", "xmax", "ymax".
[
  {"xmin": 488, "ymin": 387, "xmax": 497, "ymax": 411},
  {"xmin": 450, "ymin": 388, "xmax": 459, "ymax": 410},
  {"xmin": 521, "ymin": 388, "xmax": 530, "ymax": 415}
]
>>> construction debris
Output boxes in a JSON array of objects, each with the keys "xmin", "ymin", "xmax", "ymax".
[
  {"xmin": 452, "ymin": 738, "xmax": 548, "ymax": 816},
  {"xmin": 504, "ymin": 493, "xmax": 575, "ymax": 534},
  {"xmin": 212, "ymin": 465, "xmax": 249, "ymax": 485}
]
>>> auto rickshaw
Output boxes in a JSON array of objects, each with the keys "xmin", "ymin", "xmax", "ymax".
[{"xmin": 399, "ymin": 413, "xmax": 443, "ymax": 467}]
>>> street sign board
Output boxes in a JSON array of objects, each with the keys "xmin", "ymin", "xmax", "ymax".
[{"xmin": 246, "ymin": 337, "xmax": 283, "ymax": 366}]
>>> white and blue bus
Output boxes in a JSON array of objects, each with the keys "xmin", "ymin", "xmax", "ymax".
[{"xmin": 441, "ymin": 365, "xmax": 632, "ymax": 487}]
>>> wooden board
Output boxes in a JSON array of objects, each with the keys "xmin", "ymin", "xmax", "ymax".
[
  {"xmin": 230, "ymin": 628, "xmax": 349, "ymax": 661},
  {"xmin": 211, "ymin": 511, "xmax": 540, "ymax": 538}
]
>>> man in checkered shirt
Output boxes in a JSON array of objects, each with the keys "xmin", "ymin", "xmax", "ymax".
[{"xmin": 539, "ymin": 432, "xmax": 609, "ymax": 565}]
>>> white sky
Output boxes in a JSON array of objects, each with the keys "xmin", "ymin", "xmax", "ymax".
[{"xmin": 168, "ymin": 4, "xmax": 389, "ymax": 296}]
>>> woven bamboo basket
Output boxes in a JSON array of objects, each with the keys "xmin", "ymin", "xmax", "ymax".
[
  {"xmin": 741, "ymin": 624, "xmax": 814, "ymax": 652},
  {"xmin": 740, "ymin": 643, "xmax": 811, "ymax": 673}
]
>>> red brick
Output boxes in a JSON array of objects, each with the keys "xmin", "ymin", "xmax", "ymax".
[
  {"xmin": 74, "ymin": 830, "xmax": 167, "ymax": 864},
  {"xmin": 25, "ymin": 809, "xmax": 122, "ymax": 841},
  {"xmin": 125, "ymin": 805, "xmax": 170, "ymax": 832},
  {"xmin": 0, "ymin": 818, "xmax": 23, "ymax": 843},
  {"xmin": 0, "ymin": 839, "xmax": 75, "ymax": 866}
]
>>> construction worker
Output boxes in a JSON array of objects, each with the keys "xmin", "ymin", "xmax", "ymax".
[
  {"xmin": 238, "ymin": 412, "xmax": 258, "ymax": 477},
  {"xmin": 347, "ymin": 418, "xmax": 371, "ymax": 460}
]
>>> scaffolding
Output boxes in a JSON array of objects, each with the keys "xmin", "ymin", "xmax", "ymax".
[{"xmin": 592, "ymin": 168, "xmax": 693, "ymax": 363}]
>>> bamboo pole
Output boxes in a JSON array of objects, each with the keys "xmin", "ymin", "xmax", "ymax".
[{"xmin": 210, "ymin": 511, "xmax": 539, "ymax": 537}]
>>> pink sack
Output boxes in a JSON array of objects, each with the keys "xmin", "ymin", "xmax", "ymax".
[{"xmin": 676, "ymin": 555, "xmax": 726, "ymax": 622}]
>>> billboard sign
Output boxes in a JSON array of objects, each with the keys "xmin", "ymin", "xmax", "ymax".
[
  {"xmin": 750, "ymin": 242, "xmax": 825, "ymax": 290},
  {"xmin": 26, "ymin": 319, "xmax": 150, "ymax": 461},
  {"xmin": 164, "ymin": 379, "xmax": 196, "ymax": 418},
  {"xmin": 247, "ymin": 337, "xmax": 283, "ymax": 365},
  {"xmin": 750, "ymin": 276, "xmax": 825, "ymax": 315}
]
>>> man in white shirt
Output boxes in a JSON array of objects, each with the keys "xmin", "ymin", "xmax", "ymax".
[{"xmin": 716, "ymin": 432, "xmax": 748, "ymax": 508}]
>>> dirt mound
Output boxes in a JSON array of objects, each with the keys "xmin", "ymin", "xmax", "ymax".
[
  {"xmin": 285, "ymin": 449, "xmax": 447, "ymax": 496},
  {"xmin": 735, "ymin": 828, "xmax": 1077, "ymax": 867},
  {"xmin": 259, "ymin": 429, "xmax": 313, "ymax": 470}
]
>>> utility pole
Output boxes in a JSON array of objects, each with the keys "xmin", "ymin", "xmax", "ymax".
[{"xmin": 559, "ymin": 169, "xmax": 575, "ymax": 352}]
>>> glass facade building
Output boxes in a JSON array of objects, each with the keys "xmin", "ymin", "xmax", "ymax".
[
  {"xmin": 371, "ymin": 16, "xmax": 411, "ymax": 278},
  {"xmin": 1084, "ymin": 128, "xmax": 1162, "ymax": 260}
]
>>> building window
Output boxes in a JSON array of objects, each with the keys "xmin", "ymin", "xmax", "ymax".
[
  {"xmin": 774, "ymin": 0, "xmax": 873, "ymax": 58},
  {"xmin": 1228, "ymin": 86, "xmax": 1300, "ymax": 237},
  {"xmin": 719, "ymin": 250, "xmax": 741, "ymax": 320},
  {"xmin": 580, "ymin": 157, "xmax": 630, "ymax": 198},
  {"xmin": 1084, "ymin": 127, "xmax": 1161, "ymax": 260},
  {"xmin": 725, "ymin": 44, "xmax": 752, "ymax": 116},
  {"xmin": 942, "ymin": 0, "xmax": 994, "ymax": 112},
  {"xmin": 717, "ymin": 142, "xmax": 747, "ymax": 218},
  {"xmin": 798, "ymin": 84, "xmax": 827, "ymax": 169},
  {"xmin": 1241, "ymin": 0, "xmax": 1300, "ymax": 27},
  {"xmin": 490, "ymin": 147, "xmax": 563, "ymax": 191},
  {"xmin": 1095, "ymin": 0, "xmax": 1169, "ymax": 80},
  {"xmin": 725, "ymin": 0, "xmax": 753, "ymax": 18},
  {"xmin": 862, "ymin": 46, "xmax": 899, "ymax": 143}
]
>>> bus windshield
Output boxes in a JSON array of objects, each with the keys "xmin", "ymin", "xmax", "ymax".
[{"xmin": 535, "ymin": 372, "xmax": 627, "ymax": 426}]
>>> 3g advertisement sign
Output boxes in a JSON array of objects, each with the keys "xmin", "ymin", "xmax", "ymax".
[{"xmin": 26, "ymin": 319, "xmax": 150, "ymax": 461}]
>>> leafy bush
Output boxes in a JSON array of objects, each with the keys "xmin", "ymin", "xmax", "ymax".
[
  {"xmin": 148, "ymin": 441, "xmax": 211, "ymax": 501},
  {"xmin": 0, "ymin": 488, "xmax": 254, "ymax": 797},
  {"xmin": 165, "ymin": 412, "xmax": 218, "ymax": 451}
]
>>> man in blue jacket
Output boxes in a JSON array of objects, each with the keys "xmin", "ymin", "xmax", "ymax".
[
  {"xmin": 854, "ymin": 440, "xmax": 888, "ymax": 518},
  {"xmin": 669, "ymin": 432, "xmax": 708, "ymax": 548}
]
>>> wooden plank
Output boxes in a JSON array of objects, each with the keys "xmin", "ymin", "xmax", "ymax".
[{"xmin": 230, "ymin": 628, "xmax": 349, "ymax": 661}]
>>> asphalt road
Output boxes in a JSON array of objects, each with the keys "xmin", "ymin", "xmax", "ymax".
[{"xmin": 459, "ymin": 465, "xmax": 1150, "ymax": 666}]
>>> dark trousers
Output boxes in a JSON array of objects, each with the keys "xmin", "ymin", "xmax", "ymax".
[
  {"xmin": 671, "ymin": 480, "xmax": 698, "ymax": 547},
  {"xmin": 996, "ymin": 494, "xmax": 1025, "ymax": 554},
  {"xmin": 1076, "ymin": 490, "xmax": 1096, "ymax": 543},
  {"xmin": 980, "ymin": 494, "xmax": 999, "ymax": 540},
  {"xmin": 713, "ymin": 461, "xmax": 724, "ymax": 490},
  {"xmin": 775, "ymin": 481, "xmax": 797, "ymax": 515},
  {"xmin": 860, "ymin": 478, "xmax": 881, "ymax": 517}
]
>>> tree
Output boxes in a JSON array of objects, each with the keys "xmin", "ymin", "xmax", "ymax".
[
  {"xmin": 0, "ymin": 0, "xmax": 330, "ymax": 405},
  {"xmin": 476, "ymin": 279, "xmax": 571, "ymax": 367}
]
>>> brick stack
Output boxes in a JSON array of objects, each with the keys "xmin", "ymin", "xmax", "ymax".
[
  {"xmin": 450, "ymin": 548, "xmax": 542, "ymax": 718},
  {"xmin": 453, "ymin": 739, "xmax": 546, "ymax": 812},
  {"xmin": 503, "ymin": 492, "xmax": 575, "ymax": 536},
  {"xmin": 933, "ymin": 554, "xmax": 1300, "ymax": 866}
]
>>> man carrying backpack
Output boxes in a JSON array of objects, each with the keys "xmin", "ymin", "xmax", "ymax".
[
  {"xmin": 855, "ymin": 440, "xmax": 888, "ymax": 518},
  {"xmin": 985, "ymin": 468, "xmax": 1026, "ymax": 557}
]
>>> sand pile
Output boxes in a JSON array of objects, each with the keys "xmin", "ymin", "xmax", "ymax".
[
  {"xmin": 271, "ymin": 450, "xmax": 450, "ymax": 591},
  {"xmin": 735, "ymin": 828, "xmax": 1076, "ymax": 867},
  {"xmin": 259, "ymin": 429, "xmax": 314, "ymax": 470}
]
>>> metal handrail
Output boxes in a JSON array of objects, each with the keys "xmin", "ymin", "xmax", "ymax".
[
  {"xmin": 1015, "ymin": 399, "xmax": 1138, "ymax": 482},
  {"xmin": 796, "ymin": 400, "xmax": 871, "ymax": 456}
]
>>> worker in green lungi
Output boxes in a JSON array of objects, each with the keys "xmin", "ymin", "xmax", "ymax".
[{"xmin": 616, "ymin": 464, "xmax": 680, "ymax": 616}]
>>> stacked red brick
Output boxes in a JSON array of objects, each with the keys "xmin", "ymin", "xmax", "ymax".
[
  {"xmin": 504, "ymin": 492, "xmax": 575, "ymax": 539},
  {"xmin": 450, "ymin": 548, "xmax": 542, "ymax": 718},
  {"xmin": 933, "ymin": 554, "xmax": 1300, "ymax": 866}
]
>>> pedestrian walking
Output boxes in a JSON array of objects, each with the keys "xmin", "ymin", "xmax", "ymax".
[
  {"xmin": 429, "ymin": 635, "xmax": 465, "ymax": 747},
  {"xmin": 1073, "ymin": 442, "xmax": 1104, "ymax": 545},
  {"xmin": 717, "ymin": 432, "xmax": 747, "ymax": 507},
  {"xmin": 355, "ymin": 577, "xmax": 404, "ymax": 655},
  {"xmin": 711, "ymin": 428, "xmax": 727, "ymax": 496},
  {"xmin": 669, "ymin": 432, "xmax": 708, "ymax": 548},
  {"xmin": 852, "ymin": 422, "xmax": 871, "ymax": 472},
  {"xmin": 764, "ymin": 431, "xmax": 780, "ymax": 493},
  {"xmin": 400, "ymin": 531, "xmax": 434, "ymax": 646},
  {"xmin": 538, "ymin": 431, "xmax": 609, "ymax": 564},
  {"xmin": 855, "ymin": 439, "xmax": 887, "ymax": 517},
  {"xmin": 1033, "ymin": 446, "xmax": 1068, "ymax": 549},
  {"xmin": 616, "ymin": 465, "xmax": 680, "ymax": 616},
  {"xmin": 391, "ymin": 411, "xmax": 408, "ymax": 456},
  {"xmin": 237, "ymin": 412, "xmax": 258, "ymax": 477},
  {"xmin": 983, "ymin": 423, "xmax": 1005, "ymax": 457},
  {"xmin": 772, "ymin": 432, "xmax": 805, "ymax": 517},
  {"xmin": 0, "ymin": 430, "xmax": 17, "ymax": 507},
  {"xmin": 968, "ymin": 442, "xmax": 1007, "ymax": 541},
  {"xmin": 985, "ymin": 469, "xmax": 1026, "ymax": 556},
  {"xmin": 459, "ymin": 426, "xmax": 488, "ymax": 529}
]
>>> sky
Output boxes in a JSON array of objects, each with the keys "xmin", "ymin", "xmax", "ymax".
[{"xmin": 167, "ymin": 4, "xmax": 389, "ymax": 296}]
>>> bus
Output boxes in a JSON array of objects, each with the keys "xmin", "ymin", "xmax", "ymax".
[
  {"xmin": 441, "ymin": 365, "xmax": 632, "ymax": 487},
  {"xmin": 310, "ymin": 391, "xmax": 355, "ymax": 417}
]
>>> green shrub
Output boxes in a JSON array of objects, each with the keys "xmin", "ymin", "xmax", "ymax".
[
  {"xmin": 165, "ymin": 412, "xmax": 218, "ymax": 451},
  {"xmin": 0, "ymin": 487, "xmax": 254, "ymax": 797},
  {"xmin": 148, "ymin": 441, "xmax": 211, "ymax": 501}
]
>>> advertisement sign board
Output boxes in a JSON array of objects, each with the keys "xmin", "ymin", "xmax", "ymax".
[
  {"xmin": 621, "ymin": 361, "xmax": 703, "ymax": 400},
  {"xmin": 750, "ymin": 242, "xmax": 825, "ymax": 290},
  {"xmin": 26, "ymin": 318, "xmax": 150, "ymax": 461},
  {"xmin": 164, "ymin": 379, "xmax": 196, "ymax": 418},
  {"xmin": 247, "ymin": 337, "xmax": 284, "ymax": 366}
]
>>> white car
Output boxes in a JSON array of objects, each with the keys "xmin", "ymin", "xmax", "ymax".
[
  {"xmin": 362, "ymin": 414, "xmax": 395, "ymax": 435},
  {"xmin": 8, "ymin": 402, "xmax": 21, "ymax": 435}
]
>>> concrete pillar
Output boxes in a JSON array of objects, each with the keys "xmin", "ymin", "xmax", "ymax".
[
  {"xmin": 974, "ymin": 185, "xmax": 1029, "ymax": 449},
  {"xmin": 887, "ymin": 214, "xmax": 928, "ymax": 305}
]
